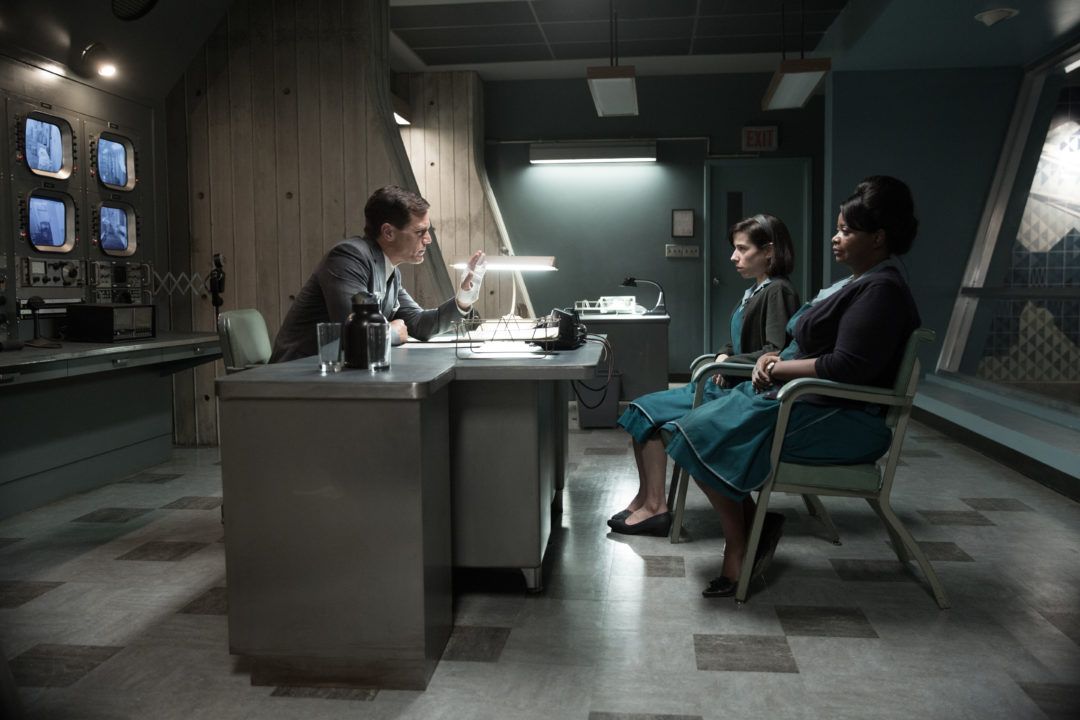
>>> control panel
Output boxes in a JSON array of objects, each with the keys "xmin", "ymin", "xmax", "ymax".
[
  {"xmin": 88, "ymin": 260, "xmax": 153, "ymax": 304},
  {"xmin": 20, "ymin": 257, "xmax": 86, "ymax": 288}
]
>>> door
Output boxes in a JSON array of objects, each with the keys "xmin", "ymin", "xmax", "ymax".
[{"xmin": 705, "ymin": 158, "xmax": 811, "ymax": 353}]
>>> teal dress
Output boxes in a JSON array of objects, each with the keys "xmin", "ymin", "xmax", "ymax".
[
  {"xmin": 659, "ymin": 262, "xmax": 912, "ymax": 500},
  {"xmin": 619, "ymin": 280, "xmax": 765, "ymax": 444}
]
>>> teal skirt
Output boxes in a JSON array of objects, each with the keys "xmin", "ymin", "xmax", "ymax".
[
  {"xmin": 661, "ymin": 383, "xmax": 892, "ymax": 500},
  {"xmin": 618, "ymin": 380, "xmax": 729, "ymax": 444}
]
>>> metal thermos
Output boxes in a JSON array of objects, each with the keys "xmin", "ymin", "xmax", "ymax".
[{"xmin": 341, "ymin": 292, "xmax": 387, "ymax": 369}]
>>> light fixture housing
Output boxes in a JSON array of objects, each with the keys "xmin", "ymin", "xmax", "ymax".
[
  {"xmin": 392, "ymin": 94, "xmax": 412, "ymax": 126},
  {"xmin": 974, "ymin": 8, "xmax": 1019, "ymax": 27},
  {"xmin": 586, "ymin": 65, "xmax": 639, "ymax": 117},
  {"xmin": 78, "ymin": 42, "xmax": 117, "ymax": 79},
  {"xmin": 529, "ymin": 141, "xmax": 656, "ymax": 165},
  {"xmin": 762, "ymin": 57, "xmax": 831, "ymax": 111}
]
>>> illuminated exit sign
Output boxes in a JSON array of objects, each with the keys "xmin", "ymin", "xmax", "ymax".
[{"xmin": 741, "ymin": 126, "xmax": 778, "ymax": 152}]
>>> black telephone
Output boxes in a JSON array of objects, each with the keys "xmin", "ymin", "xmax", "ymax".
[{"xmin": 533, "ymin": 308, "xmax": 586, "ymax": 350}]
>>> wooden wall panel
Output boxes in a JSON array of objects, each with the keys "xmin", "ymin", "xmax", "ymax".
[
  {"xmin": 273, "ymin": 0, "xmax": 301, "ymax": 332},
  {"xmin": 398, "ymin": 71, "xmax": 528, "ymax": 321},
  {"xmin": 228, "ymin": 0, "xmax": 258, "ymax": 313},
  {"xmin": 168, "ymin": 0, "xmax": 454, "ymax": 445},
  {"xmin": 250, "ymin": 0, "xmax": 281, "ymax": 334}
]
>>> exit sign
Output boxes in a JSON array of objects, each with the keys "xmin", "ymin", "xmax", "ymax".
[{"xmin": 741, "ymin": 126, "xmax": 778, "ymax": 152}]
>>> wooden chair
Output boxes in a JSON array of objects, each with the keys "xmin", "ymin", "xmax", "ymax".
[
  {"xmin": 665, "ymin": 355, "xmax": 839, "ymax": 545},
  {"xmin": 217, "ymin": 309, "xmax": 271, "ymax": 374},
  {"xmin": 732, "ymin": 328, "xmax": 948, "ymax": 608}
]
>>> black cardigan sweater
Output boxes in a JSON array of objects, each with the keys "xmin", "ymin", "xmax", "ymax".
[
  {"xmin": 720, "ymin": 277, "xmax": 801, "ymax": 363},
  {"xmin": 794, "ymin": 267, "xmax": 921, "ymax": 391}
]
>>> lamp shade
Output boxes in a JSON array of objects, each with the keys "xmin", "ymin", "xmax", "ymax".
[
  {"xmin": 450, "ymin": 256, "xmax": 557, "ymax": 272},
  {"xmin": 587, "ymin": 65, "xmax": 639, "ymax": 117},
  {"xmin": 761, "ymin": 57, "xmax": 831, "ymax": 111}
]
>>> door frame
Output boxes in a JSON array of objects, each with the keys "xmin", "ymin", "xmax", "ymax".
[{"xmin": 702, "ymin": 157, "xmax": 812, "ymax": 354}]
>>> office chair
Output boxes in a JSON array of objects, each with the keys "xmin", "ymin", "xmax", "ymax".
[{"xmin": 217, "ymin": 309, "xmax": 271, "ymax": 374}]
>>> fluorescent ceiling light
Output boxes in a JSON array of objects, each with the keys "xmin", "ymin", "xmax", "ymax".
[
  {"xmin": 450, "ymin": 256, "xmax": 557, "ymax": 272},
  {"xmin": 762, "ymin": 57, "xmax": 831, "ymax": 111},
  {"xmin": 529, "ymin": 142, "xmax": 656, "ymax": 165},
  {"xmin": 1066, "ymin": 57, "xmax": 1080, "ymax": 74},
  {"xmin": 587, "ymin": 65, "xmax": 638, "ymax": 117}
]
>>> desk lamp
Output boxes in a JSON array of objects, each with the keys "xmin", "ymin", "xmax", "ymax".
[
  {"xmin": 451, "ymin": 256, "xmax": 557, "ymax": 318},
  {"xmin": 621, "ymin": 277, "xmax": 666, "ymax": 315}
]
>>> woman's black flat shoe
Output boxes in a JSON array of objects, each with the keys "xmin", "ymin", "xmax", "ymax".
[
  {"xmin": 607, "ymin": 511, "xmax": 672, "ymax": 537},
  {"xmin": 702, "ymin": 576, "xmax": 736, "ymax": 597},
  {"xmin": 609, "ymin": 509, "xmax": 631, "ymax": 522}
]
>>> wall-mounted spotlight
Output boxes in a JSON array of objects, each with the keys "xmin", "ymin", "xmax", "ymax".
[{"xmin": 79, "ymin": 42, "xmax": 118, "ymax": 79}]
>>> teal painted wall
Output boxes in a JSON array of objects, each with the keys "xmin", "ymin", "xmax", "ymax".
[
  {"xmin": 484, "ymin": 74, "xmax": 825, "ymax": 372},
  {"xmin": 825, "ymin": 67, "xmax": 1024, "ymax": 370}
]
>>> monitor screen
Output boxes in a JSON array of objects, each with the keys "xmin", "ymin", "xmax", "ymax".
[
  {"xmin": 100, "ymin": 205, "xmax": 129, "ymax": 251},
  {"xmin": 25, "ymin": 117, "xmax": 64, "ymax": 174},
  {"xmin": 98, "ymin": 137, "xmax": 128, "ymax": 188},
  {"xmin": 29, "ymin": 195, "xmax": 66, "ymax": 248}
]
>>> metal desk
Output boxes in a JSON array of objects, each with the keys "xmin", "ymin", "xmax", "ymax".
[
  {"xmin": 0, "ymin": 333, "xmax": 221, "ymax": 519},
  {"xmin": 215, "ymin": 342, "xmax": 601, "ymax": 690},
  {"xmin": 578, "ymin": 313, "xmax": 669, "ymax": 399}
]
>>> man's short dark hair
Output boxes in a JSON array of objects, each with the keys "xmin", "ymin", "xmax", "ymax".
[{"xmin": 364, "ymin": 185, "xmax": 431, "ymax": 239}]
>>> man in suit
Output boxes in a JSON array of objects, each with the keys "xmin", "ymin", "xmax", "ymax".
[{"xmin": 270, "ymin": 185, "xmax": 484, "ymax": 362}]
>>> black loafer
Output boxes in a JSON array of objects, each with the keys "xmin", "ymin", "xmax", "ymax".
[
  {"xmin": 607, "ymin": 511, "xmax": 672, "ymax": 537},
  {"xmin": 702, "ymin": 576, "xmax": 736, "ymax": 597},
  {"xmin": 609, "ymin": 509, "xmax": 631, "ymax": 522},
  {"xmin": 750, "ymin": 512, "xmax": 786, "ymax": 580}
]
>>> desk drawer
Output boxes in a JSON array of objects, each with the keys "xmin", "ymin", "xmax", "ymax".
[
  {"xmin": 161, "ymin": 342, "xmax": 219, "ymax": 364},
  {"xmin": 0, "ymin": 362, "xmax": 68, "ymax": 387},
  {"xmin": 67, "ymin": 348, "xmax": 162, "ymax": 377}
]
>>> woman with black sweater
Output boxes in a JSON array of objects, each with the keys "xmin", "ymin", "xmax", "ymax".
[{"xmin": 666, "ymin": 175, "xmax": 922, "ymax": 597}]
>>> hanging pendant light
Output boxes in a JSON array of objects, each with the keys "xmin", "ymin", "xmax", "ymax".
[
  {"xmin": 762, "ymin": 1, "xmax": 830, "ymax": 111},
  {"xmin": 586, "ymin": 0, "xmax": 638, "ymax": 117}
]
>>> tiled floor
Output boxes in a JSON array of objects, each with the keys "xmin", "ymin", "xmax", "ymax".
[{"xmin": 2, "ymin": 422, "xmax": 1079, "ymax": 719}]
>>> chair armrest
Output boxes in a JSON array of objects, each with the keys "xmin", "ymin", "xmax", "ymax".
[
  {"xmin": 690, "ymin": 360, "xmax": 754, "ymax": 383},
  {"xmin": 775, "ymin": 377, "xmax": 906, "ymax": 407},
  {"xmin": 688, "ymin": 353, "xmax": 717, "ymax": 376}
]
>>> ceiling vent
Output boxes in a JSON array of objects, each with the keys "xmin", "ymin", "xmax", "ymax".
[{"xmin": 112, "ymin": 0, "xmax": 159, "ymax": 21}]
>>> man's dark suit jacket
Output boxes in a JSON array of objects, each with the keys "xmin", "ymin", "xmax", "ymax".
[{"xmin": 270, "ymin": 236, "xmax": 465, "ymax": 362}]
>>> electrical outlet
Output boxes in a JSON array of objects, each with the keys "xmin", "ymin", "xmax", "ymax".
[{"xmin": 665, "ymin": 243, "xmax": 699, "ymax": 258}]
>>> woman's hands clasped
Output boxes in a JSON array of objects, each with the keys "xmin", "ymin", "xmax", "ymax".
[{"xmin": 752, "ymin": 351, "xmax": 780, "ymax": 392}]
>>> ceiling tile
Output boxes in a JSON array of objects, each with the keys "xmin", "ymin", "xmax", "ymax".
[
  {"xmin": 416, "ymin": 44, "xmax": 554, "ymax": 65},
  {"xmin": 692, "ymin": 33, "xmax": 824, "ymax": 55},
  {"xmin": 551, "ymin": 37, "xmax": 692, "ymax": 60},
  {"xmin": 398, "ymin": 24, "xmax": 545, "ymax": 49},
  {"xmin": 696, "ymin": 12, "xmax": 836, "ymax": 37},
  {"xmin": 533, "ymin": 0, "xmax": 698, "ymax": 23},
  {"xmin": 391, "ymin": 2, "xmax": 535, "ymax": 29},
  {"xmin": 544, "ymin": 17, "xmax": 694, "ymax": 43},
  {"xmin": 699, "ymin": 0, "xmax": 846, "ymax": 14}
]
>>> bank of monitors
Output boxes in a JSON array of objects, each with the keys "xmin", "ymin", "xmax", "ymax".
[
  {"xmin": 25, "ymin": 190, "xmax": 76, "ymax": 253},
  {"xmin": 93, "ymin": 132, "xmax": 136, "ymax": 192},
  {"xmin": 95, "ymin": 202, "xmax": 137, "ymax": 257},
  {"xmin": 22, "ymin": 112, "xmax": 74, "ymax": 180}
]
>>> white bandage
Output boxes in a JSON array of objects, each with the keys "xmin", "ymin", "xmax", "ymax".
[{"xmin": 456, "ymin": 262, "xmax": 486, "ymax": 306}]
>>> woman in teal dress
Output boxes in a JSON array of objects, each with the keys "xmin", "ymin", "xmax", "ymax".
[
  {"xmin": 609, "ymin": 214, "xmax": 800, "ymax": 537},
  {"xmin": 668, "ymin": 176, "xmax": 922, "ymax": 597}
]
